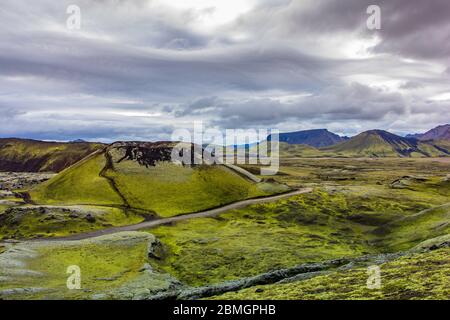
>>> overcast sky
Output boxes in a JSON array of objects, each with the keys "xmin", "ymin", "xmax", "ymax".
[{"xmin": 1, "ymin": 0, "xmax": 449, "ymax": 142}]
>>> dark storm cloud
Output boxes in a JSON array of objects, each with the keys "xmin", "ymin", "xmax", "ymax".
[
  {"xmin": 372, "ymin": 0, "xmax": 450, "ymax": 60},
  {"xmin": 270, "ymin": 0, "xmax": 450, "ymax": 60},
  {"xmin": 179, "ymin": 82, "xmax": 406, "ymax": 128},
  {"xmin": 0, "ymin": 0, "xmax": 449, "ymax": 141}
]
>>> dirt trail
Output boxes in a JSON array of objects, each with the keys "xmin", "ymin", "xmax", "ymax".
[
  {"xmin": 30, "ymin": 188, "xmax": 313, "ymax": 242},
  {"xmin": 223, "ymin": 163, "xmax": 262, "ymax": 183}
]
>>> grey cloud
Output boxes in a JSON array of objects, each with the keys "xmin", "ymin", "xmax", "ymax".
[
  {"xmin": 400, "ymin": 81, "xmax": 424, "ymax": 90},
  {"xmin": 234, "ymin": 0, "xmax": 450, "ymax": 60},
  {"xmin": 0, "ymin": 0, "xmax": 449, "ymax": 140},
  {"xmin": 178, "ymin": 83, "xmax": 407, "ymax": 129}
]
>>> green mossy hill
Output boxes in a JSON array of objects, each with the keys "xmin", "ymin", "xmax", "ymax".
[
  {"xmin": 0, "ymin": 138, "xmax": 104, "ymax": 172},
  {"xmin": 278, "ymin": 143, "xmax": 325, "ymax": 158},
  {"xmin": 213, "ymin": 246, "xmax": 450, "ymax": 300},
  {"xmin": 373, "ymin": 203, "xmax": 450, "ymax": 251},
  {"xmin": 31, "ymin": 142, "xmax": 288, "ymax": 218},
  {"xmin": 321, "ymin": 130, "xmax": 449, "ymax": 157}
]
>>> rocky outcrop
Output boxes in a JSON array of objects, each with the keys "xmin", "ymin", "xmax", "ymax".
[
  {"xmin": 390, "ymin": 175, "xmax": 428, "ymax": 189},
  {"xmin": 147, "ymin": 237, "xmax": 166, "ymax": 260},
  {"xmin": 113, "ymin": 142, "xmax": 175, "ymax": 167},
  {"xmin": 0, "ymin": 172, "xmax": 55, "ymax": 191},
  {"xmin": 145, "ymin": 239, "xmax": 450, "ymax": 300},
  {"xmin": 108, "ymin": 141, "xmax": 203, "ymax": 168},
  {"xmin": 144, "ymin": 251, "xmax": 408, "ymax": 300}
]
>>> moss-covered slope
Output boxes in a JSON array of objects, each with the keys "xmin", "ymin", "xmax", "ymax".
[
  {"xmin": 0, "ymin": 138, "xmax": 104, "ymax": 172},
  {"xmin": 213, "ymin": 247, "xmax": 450, "ymax": 300},
  {"xmin": 31, "ymin": 142, "xmax": 288, "ymax": 218},
  {"xmin": 322, "ymin": 130, "xmax": 449, "ymax": 158}
]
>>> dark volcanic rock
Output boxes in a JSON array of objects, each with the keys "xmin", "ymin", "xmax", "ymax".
[
  {"xmin": 147, "ymin": 238, "xmax": 166, "ymax": 260},
  {"xmin": 109, "ymin": 141, "xmax": 202, "ymax": 168},
  {"xmin": 85, "ymin": 214, "xmax": 96, "ymax": 223}
]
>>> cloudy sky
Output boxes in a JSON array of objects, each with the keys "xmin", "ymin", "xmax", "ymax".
[{"xmin": 1, "ymin": 0, "xmax": 449, "ymax": 142}]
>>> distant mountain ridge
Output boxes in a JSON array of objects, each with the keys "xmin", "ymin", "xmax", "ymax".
[
  {"xmin": 407, "ymin": 124, "xmax": 450, "ymax": 141},
  {"xmin": 269, "ymin": 129, "xmax": 348, "ymax": 148},
  {"xmin": 0, "ymin": 138, "xmax": 104, "ymax": 172},
  {"xmin": 323, "ymin": 129, "xmax": 449, "ymax": 157},
  {"xmin": 1, "ymin": 124, "xmax": 449, "ymax": 170}
]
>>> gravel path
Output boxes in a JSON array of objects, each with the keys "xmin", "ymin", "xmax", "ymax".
[{"xmin": 30, "ymin": 188, "xmax": 313, "ymax": 242}]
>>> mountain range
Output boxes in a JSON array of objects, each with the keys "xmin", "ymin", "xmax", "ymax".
[
  {"xmin": 273, "ymin": 125, "xmax": 450, "ymax": 158},
  {"xmin": 0, "ymin": 138, "xmax": 104, "ymax": 172},
  {"xmin": 406, "ymin": 124, "xmax": 450, "ymax": 141},
  {"xmin": 0, "ymin": 124, "xmax": 449, "ymax": 173},
  {"xmin": 322, "ymin": 129, "xmax": 449, "ymax": 158}
]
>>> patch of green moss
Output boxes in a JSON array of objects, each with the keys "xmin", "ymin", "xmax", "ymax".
[
  {"xmin": 269, "ymin": 157, "xmax": 450, "ymax": 192},
  {"xmin": 213, "ymin": 248, "xmax": 450, "ymax": 300},
  {"xmin": 31, "ymin": 243, "xmax": 146, "ymax": 299},
  {"xmin": 149, "ymin": 190, "xmax": 385, "ymax": 286},
  {"xmin": 0, "ymin": 233, "xmax": 161, "ymax": 300},
  {"xmin": 373, "ymin": 204, "xmax": 450, "ymax": 251},
  {"xmin": 0, "ymin": 206, "xmax": 144, "ymax": 239},
  {"xmin": 149, "ymin": 184, "xmax": 449, "ymax": 287},
  {"xmin": 0, "ymin": 205, "xmax": 8, "ymax": 214}
]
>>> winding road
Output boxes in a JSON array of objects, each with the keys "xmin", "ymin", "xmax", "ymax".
[{"xmin": 33, "ymin": 188, "xmax": 313, "ymax": 242}]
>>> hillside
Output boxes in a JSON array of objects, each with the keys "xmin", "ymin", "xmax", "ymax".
[
  {"xmin": 0, "ymin": 138, "xmax": 104, "ymax": 172},
  {"xmin": 279, "ymin": 143, "xmax": 323, "ymax": 157},
  {"xmin": 322, "ymin": 130, "xmax": 450, "ymax": 157},
  {"xmin": 31, "ymin": 141, "xmax": 289, "ymax": 217},
  {"xmin": 213, "ymin": 246, "xmax": 450, "ymax": 300},
  {"xmin": 409, "ymin": 124, "xmax": 450, "ymax": 141},
  {"xmin": 269, "ymin": 129, "xmax": 347, "ymax": 148}
]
